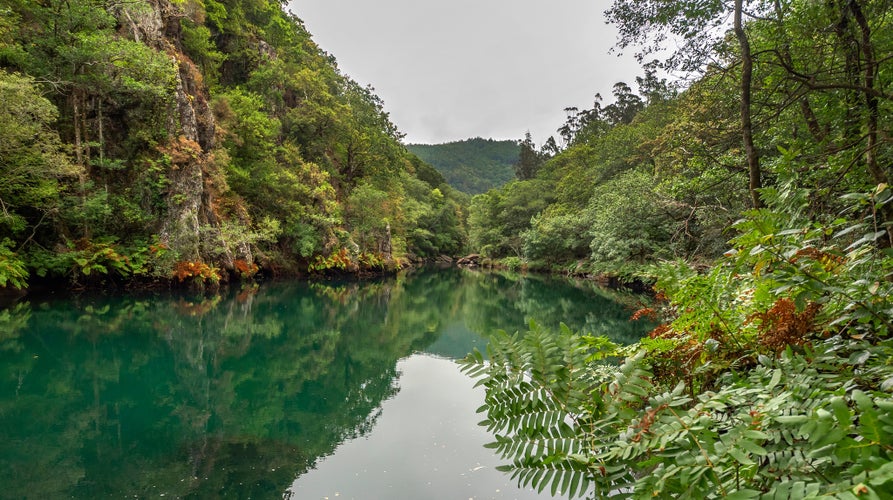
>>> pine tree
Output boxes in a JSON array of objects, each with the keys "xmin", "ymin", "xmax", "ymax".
[{"xmin": 514, "ymin": 131, "xmax": 542, "ymax": 180}]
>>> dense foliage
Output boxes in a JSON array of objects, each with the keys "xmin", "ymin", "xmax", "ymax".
[
  {"xmin": 462, "ymin": 184, "xmax": 893, "ymax": 497},
  {"xmin": 0, "ymin": 0, "xmax": 467, "ymax": 289},
  {"xmin": 468, "ymin": 0, "xmax": 892, "ymax": 276},
  {"xmin": 406, "ymin": 138, "xmax": 519, "ymax": 194},
  {"xmin": 462, "ymin": 0, "xmax": 893, "ymax": 497}
]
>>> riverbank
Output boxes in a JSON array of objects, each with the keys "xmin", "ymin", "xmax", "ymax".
[
  {"xmin": 1, "ymin": 249, "xmax": 662, "ymax": 312},
  {"xmin": 453, "ymin": 253, "xmax": 655, "ymax": 294}
]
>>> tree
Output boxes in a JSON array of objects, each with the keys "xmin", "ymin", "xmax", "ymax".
[
  {"xmin": 607, "ymin": 0, "xmax": 893, "ymax": 212},
  {"xmin": 607, "ymin": 0, "xmax": 763, "ymax": 207},
  {"xmin": 734, "ymin": 0, "xmax": 762, "ymax": 208},
  {"xmin": 0, "ymin": 71, "xmax": 79, "ymax": 237},
  {"xmin": 748, "ymin": 0, "xmax": 893, "ymax": 232},
  {"xmin": 469, "ymin": 179, "xmax": 552, "ymax": 258},
  {"xmin": 514, "ymin": 131, "xmax": 542, "ymax": 181},
  {"xmin": 602, "ymin": 82, "xmax": 644, "ymax": 126},
  {"xmin": 0, "ymin": 71, "xmax": 81, "ymax": 288}
]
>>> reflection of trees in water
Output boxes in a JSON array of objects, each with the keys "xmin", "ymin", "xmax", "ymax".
[
  {"xmin": 0, "ymin": 302, "xmax": 31, "ymax": 353},
  {"xmin": 0, "ymin": 281, "xmax": 434, "ymax": 498},
  {"xmin": 459, "ymin": 269, "xmax": 653, "ymax": 345},
  {"xmin": 0, "ymin": 269, "xmax": 652, "ymax": 497}
]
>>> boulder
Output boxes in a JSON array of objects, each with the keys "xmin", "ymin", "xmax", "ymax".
[{"xmin": 456, "ymin": 254, "xmax": 481, "ymax": 267}]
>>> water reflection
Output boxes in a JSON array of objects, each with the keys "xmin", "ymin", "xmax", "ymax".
[{"xmin": 0, "ymin": 268, "xmax": 652, "ymax": 498}]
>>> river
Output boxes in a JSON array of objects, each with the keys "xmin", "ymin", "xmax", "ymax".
[{"xmin": 0, "ymin": 268, "xmax": 652, "ymax": 499}]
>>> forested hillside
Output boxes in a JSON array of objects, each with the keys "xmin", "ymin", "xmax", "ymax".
[
  {"xmin": 406, "ymin": 138, "xmax": 518, "ymax": 194},
  {"xmin": 0, "ymin": 0, "xmax": 466, "ymax": 290},
  {"xmin": 470, "ymin": 20, "xmax": 892, "ymax": 277},
  {"xmin": 463, "ymin": 0, "xmax": 893, "ymax": 497}
]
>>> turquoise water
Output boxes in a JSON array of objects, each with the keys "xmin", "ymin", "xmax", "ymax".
[{"xmin": 0, "ymin": 268, "xmax": 651, "ymax": 499}]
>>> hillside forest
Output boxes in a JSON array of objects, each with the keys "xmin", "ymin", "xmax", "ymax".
[
  {"xmin": 406, "ymin": 138, "xmax": 518, "ymax": 195},
  {"xmin": 0, "ymin": 0, "xmax": 467, "ymax": 290},
  {"xmin": 461, "ymin": 0, "xmax": 893, "ymax": 497}
]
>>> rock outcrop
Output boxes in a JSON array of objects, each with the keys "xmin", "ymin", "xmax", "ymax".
[{"xmin": 116, "ymin": 0, "xmax": 252, "ymax": 276}]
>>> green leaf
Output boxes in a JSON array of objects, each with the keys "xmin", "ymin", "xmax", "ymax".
[
  {"xmin": 743, "ymin": 429, "xmax": 769, "ymax": 440},
  {"xmin": 830, "ymin": 396, "xmax": 852, "ymax": 428},
  {"xmin": 728, "ymin": 447, "xmax": 755, "ymax": 465},
  {"xmin": 767, "ymin": 369, "xmax": 782, "ymax": 389},
  {"xmin": 737, "ymin": 439, "xmax": 767, "ymax": 456},
  {"xmin": 775, "ymin": 415, "xmax": 809, "ymax": 424},
  {"xmin": 724, "ymin": 489, "xmax": 761, "ymax": 499}
]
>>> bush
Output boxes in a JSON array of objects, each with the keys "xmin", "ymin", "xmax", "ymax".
[
  {"xmin": 500, "ymin": 256, "xmax": 524, "ymax": 271},
  {"xmin": 522, "ymin": 208, "xmax": 591, "ymax": 264},
  {"xmin": 587, "ymin": 169, "xmax": 682, "ymax": 276}
]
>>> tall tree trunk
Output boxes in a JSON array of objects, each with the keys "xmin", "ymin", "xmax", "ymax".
[
  {"xmin": 773, "ymin": 0, "xmax": 828, "ymax": 143},
  {"xmin": 848, "ymin": 0, "xmax": 892, "ymax": 247},
  {"xmin": 848, "ymin": 0, "xmax": 887, "ymax": 186},
  {"xmin": 735, "ymin": 0, "xmax": 762, "ymax": 209},
  {"xmin": 799, "ymin": 99, "xmax": 827, "ymax": 143},
  {"xmin": 72, "ymin": 91, "xmax": 83, "ymax": 168},
  {"xmin": 72, "ymin": 89, "xmax": 90, "ymax": 238},
  {"xmin": 81, "ymin": 94, "xmax": 90, "ymax": 175},
  {"xmin": 97, "ymin": 98, "xmax": 104, "ymax": 170}
]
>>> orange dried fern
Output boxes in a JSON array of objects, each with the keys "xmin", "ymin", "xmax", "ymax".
[
  {"xmin": 751, "ymin": 298, "xmax": 821, "ymax": 352},
  {"xmin": 173, "ymin": 261, "xmax": 220, "ymax": 282}
]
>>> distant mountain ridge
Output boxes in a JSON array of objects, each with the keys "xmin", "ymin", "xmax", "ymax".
[{"xmin": 407, "ymin": 138, "xmax": 519, "ymax": 194}]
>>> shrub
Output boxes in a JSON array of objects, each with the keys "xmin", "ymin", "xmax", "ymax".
[
  {"xmin": 500, "ymin": 256, "xmax": 525, "ymax": 271},
  {"xmin": 0, "ymin": 239, "xmax": 28, "ymax": 289},
  {"xmin": 173, "ymin": 261, "xmax": 220, "ymax": 283}
]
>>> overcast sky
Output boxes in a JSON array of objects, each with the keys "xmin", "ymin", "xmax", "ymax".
[{"xmin": 287, "ymin": 1, "xmax": 643, "ymax": 145}]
